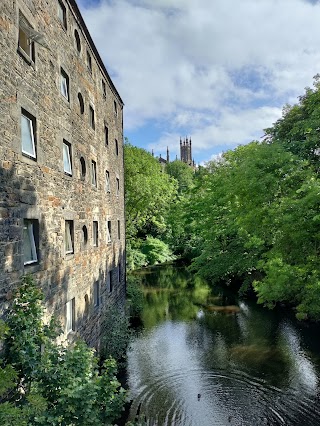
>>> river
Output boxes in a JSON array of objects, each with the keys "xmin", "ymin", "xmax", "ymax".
[{"xmin": 126, "ymin": 263, "xmax": 320, "ymax": 425}]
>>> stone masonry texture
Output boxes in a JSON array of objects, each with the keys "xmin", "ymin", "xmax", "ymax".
[{"xmin": 0, "ymin": 0, "xmax": 126, "ymax": 348}]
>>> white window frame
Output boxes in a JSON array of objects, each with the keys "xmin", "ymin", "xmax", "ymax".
[
  {"xmin": 91, "ymin": 160, "xmax": 97, "ymax": 187},
  {"xmin": 23, "ymin": 220, "xmax": 38, "ymax": 265},
  {"xmin": 65, "ymin": 220, "xmax": 74, "ymax": 254},
  {"xmin": 66, "ymin": 298, "xmax": 75, "ymax": 333},
  {"xmin": 106, "ymin": 171, "xmax": 110, "ymax": 193},
  {"xmin": 106, "ymin": 220, "xmax": 112, "ymax": 243},
  {"xmin": 18, "ymin": 13, "xmax": 35, "ymax": 61},
  {"xmin": 60, "ymin": 69, "xmax": 69, "ymax": 100},
  {"xmin": 63, "ymin": 140, "xmax": 72, "ymax": 175},
  {"xmin": 21, "ymin": 111, "xmax": 36, "ymax": 159}
]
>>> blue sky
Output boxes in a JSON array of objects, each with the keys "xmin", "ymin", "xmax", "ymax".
[{"xmin": 78, "ymin": 0, "xmax": 320, "ymax": 164}]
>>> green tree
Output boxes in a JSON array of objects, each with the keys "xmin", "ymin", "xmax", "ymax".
[
  {"xmin": 0, "ymin": 276, "xmax": 126, "ymax": 425},
  {"xmin": 165, "ymin": 160, "xmax": 194, "ymax": 194},
  {"xmin": 124, "ymin": 142, "xmax": 177, "ymax": 240}
]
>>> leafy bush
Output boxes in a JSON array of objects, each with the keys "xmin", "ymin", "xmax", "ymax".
[
  {"xmin": 100, "ymin": 306, "xmax": 132, "ymax": 367},
  {"xmin": 0, "ymin": 276, "xmax": 126, "ymax": 425},
  {"xmin": 126, "ymin": 275, "xmax": 144, "ymax": 318},
  {"xmin": 140, "ymin": 236, "xmax": 175, "ymax": 265}
]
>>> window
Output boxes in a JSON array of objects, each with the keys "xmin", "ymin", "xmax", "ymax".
[
  {"xmin": 102, "ymin": 80, "xmax": 106, "ymax": 98},
  {"xmin": 63, "ymin": 140, "xmax": 72, "ymax": 175},
  {"xmin": 82, "ymin": 225, "xmax": 88, "ymax": 247},
  {"xmin": 91, "ymin": 160, "xmax": 97, "ymax": 187},
  {"xmin": 106, "ymin": 171, "xmax": 110, "ymax": 193},
  {"xmin": 105, "ymin": 126, "xmax": 109, "ymax": 146},
  {"xmin": 107, "ymin": 271, "xmax": 113, "ymax": 293},
  {"xmin": 21, "ymin": 109, "xmax": 36, "ymax": 159},
  {"xmin": 84, "ymin": 294, "xmax": 89, "ymax": 316},
  {"xmin": 94, "ymin": 282, "xmax": 100, "ymax": 307},
  {"xmin": 23, "ymin": 219, "xmax": 38, "ymax": 265},
  {"xmin": 60, "ymin": 68, "xmax": 69, "ymax": 101},
  {"xmin": 80, "ymin": 156, "xmax": 86, "ymax": 180},
  {"xmin": 89, "ymin": 105, "xmax": 95, "ymax": 130},
  {"xmin": 87, "ymin": 50, "xmax": 92, "ymax": 74},
  {"xmin": 78, "ymin": 92, "xmax": 84, "ymax": 114},
  {"xmin": 107, "ymin": 220, "xmax": 112, "ymax": 243},
  {"xmin": 93, "ymin": 221, "xmax": 98, "ymax": 247},
  {"xmin": 118, "ymin": 263, "xmax": 121, "ymax": 282},
  {"xmin": 18, "ymin": 13, "xmax": 35, "ymax": 62},
  {"xmin": 116, "ymin": 178, "xmax": 120, "ymax": 196},
  {"xmin": 74, "ymin": 29, "xmax": 81, "ymax": 52},
  {"xmin": 117, "ymin": 220, "xmax": 121, "ymax": 239},
  {"xmin": 65, "ymin": 220, "xmax": 74, "ymax": 254},
  {"xmin": 58, "ymin": 0, "xmax": 67, "ymax": 29},
  {"xmin": 115, "ymin": 139, "xmax": 118, "ymax": 156},
  {"xmin": 114, "ymin": 100, "xmax": 118, "ymax": 117},
  {"xmin": 66, "ymin": 298, "xmax": 75, "ymax": 333}
]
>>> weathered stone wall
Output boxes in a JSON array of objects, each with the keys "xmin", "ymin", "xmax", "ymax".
[{"xmin": 0, "ymin": 0, "xmax": 126, "ymax": 347}]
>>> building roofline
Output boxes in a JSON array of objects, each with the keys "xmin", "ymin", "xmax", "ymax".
[{"xmin": 68, "ymin": 0, "xmax": 124, "ymax": 107}]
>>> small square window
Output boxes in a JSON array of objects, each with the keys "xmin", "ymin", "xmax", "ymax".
[
  {"xmin": 60, "ymin": 68, "xmax": 69, "ymax": 101},
  {"xmin": 107, "ymin": 220, "xmax": 112, "ymax": 243},
  {"xmin": 89, "ymin": 105, "xmax": 95, "ymax": 130},
  {"xmin": 58, "ymin": 0, "xmax": 67, "ymax": 29},
  {"xmin": 114, "ymin": 100, "xmax": 118, "ymax": 117},
  {"xmin": 106, "ymin": 171, "xmax": 110, "ymax": 193},
  {"xmin": 93, "ymin": 221, "xmax": 98, "ymax": 247},
  {"xmin": 18, "ymin": 13, "xmax": 35, "ymax": 62},
  {"xmin": 87, "ymin": 51, "xmax": 92, "ymax": 74},
  {"xmin": 94, "ymin": 282, "xmax": 100, "ymax": 307},
  {"xmin": 66, "ymin": 298, "xmax": 75, "ymax": 333},
  {"xmin": 115, "ymin": 139, "xmax": 118, "ymax": 156},
  {"xmin": 63, "ymin": 140, "xmax": 72, "ymax": 175},
  {"xmin": 65, "ymin": 220, "xmax": 74, "ymax": 254},
  {"xmin": 105, "ymin": 126, "xmax": 109, "ymax": 146},
  {"xmin": 117, "ymin": 220, "xmax": 121, "ymax": 240},
  {"xmin": 102, "ymin": 80, "xmax": 106, "ymax": 98},
  {"xmin": 91, "ymin": 160, "xmax": 97, "ymax": 187},
  {"xmin": 116, "ymin": 177, "xmax": 120, "ymax": 196},
  {"xmin": 23, "ymin": 219, "xmax": 39, "ymax": 265},
  {"xmin": 21, "ymin": 109, "xmax": 36, "ymax": 159}
]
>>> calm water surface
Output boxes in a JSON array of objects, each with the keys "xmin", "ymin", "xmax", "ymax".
[{"xmin": 127, "ymin": 264, "xmax": 320, "ymax": 425}]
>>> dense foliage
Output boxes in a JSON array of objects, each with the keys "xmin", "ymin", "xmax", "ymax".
[
  {"xmin": 124, "ymin": 142, "xmax": 178, "ymax": 269},
  {"xmin": 183, "ymin": 78, "xmax": 320, "ymax": 320},
  {"xmin": 0, "ymin": 276, "xmax": 125, "ymax": 425},
  {"xmin": 125, "ymin": 77, "xmax": 320, "ymax": 319}
]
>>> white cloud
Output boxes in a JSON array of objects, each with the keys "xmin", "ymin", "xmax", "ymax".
[{"xmin": 79, "ymin": 0, "xmax": 320, "ymax": 160}]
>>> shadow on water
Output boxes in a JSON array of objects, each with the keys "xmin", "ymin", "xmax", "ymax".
[{"xmin": 127, "ymin": 264, "xmax": 320, "ymax": 426}]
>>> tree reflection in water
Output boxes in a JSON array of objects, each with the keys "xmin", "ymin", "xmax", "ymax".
[{"xmin": 127, "ymin": 264, "xmax": 320, "ymax": 425}]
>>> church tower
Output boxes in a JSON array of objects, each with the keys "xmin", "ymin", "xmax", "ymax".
[{"xmin": 180, "ymin": 136, "xmax": 193, "ymax": 166}]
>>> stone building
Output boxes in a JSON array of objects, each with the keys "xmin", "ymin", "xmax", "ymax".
[{"xmin": 0, "ymin": 0, "xmax": 125, "ymax": 347}]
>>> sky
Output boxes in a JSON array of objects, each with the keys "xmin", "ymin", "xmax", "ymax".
[{"xmin": 78, "ymin": 0, "xmax": 320, "ymax": 164}]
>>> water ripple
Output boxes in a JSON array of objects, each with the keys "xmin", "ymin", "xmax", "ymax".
[{"xmin": 129, "ymin": 366, "xmax": 320, "ymax": 425}]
